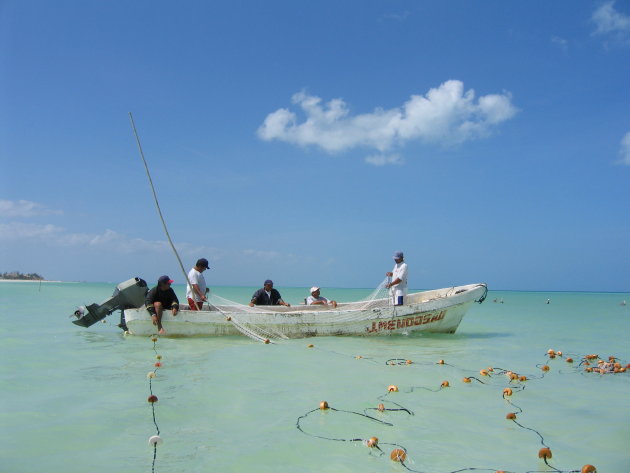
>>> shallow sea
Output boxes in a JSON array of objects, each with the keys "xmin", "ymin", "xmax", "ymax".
[{"xmin": 1, "ymin": 282, "xmax": 629, "ymax": 473}]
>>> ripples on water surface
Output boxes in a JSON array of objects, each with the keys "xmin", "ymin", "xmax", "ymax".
[{"xmin": 1, "ymin": 282, "xmax": 629, "ymax": 472}]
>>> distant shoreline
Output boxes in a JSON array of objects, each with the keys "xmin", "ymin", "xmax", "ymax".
[{"xmin": 0, "ymin": 279, "xmax": 67, "ymax": 283}]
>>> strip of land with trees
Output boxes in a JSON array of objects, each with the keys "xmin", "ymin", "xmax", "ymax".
[{"xmin": 1, "ymin": 271, "xmax": 45, "ymax": 280}]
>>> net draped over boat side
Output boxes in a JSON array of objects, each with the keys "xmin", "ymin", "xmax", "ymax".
[{"xmin": 204, "ymin": 278, "xmax": 393, "ymax": 329}]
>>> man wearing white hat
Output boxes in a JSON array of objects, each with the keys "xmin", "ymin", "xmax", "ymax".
[
  {"xmin": 307, "ymin": 286, "xmax": 338, "ymax": 308},
  {"xmin": 386, "ymin": 251, "xmax": 408, "ymax": 306}
]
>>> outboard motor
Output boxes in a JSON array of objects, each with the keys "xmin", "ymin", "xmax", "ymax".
[{"xmin": 72, "ymin": 277, "xmax": 148, "ymax": 328}]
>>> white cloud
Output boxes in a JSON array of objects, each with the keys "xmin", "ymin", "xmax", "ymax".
[
  {"xmin": 551, "ymin": 36, "xmax": 569, "ymax": 51},
  {"xmin": 618, "ymin": 131, "xmax": 630, "ymax": 165},
  {"xmin": 592, "ymin": 1, "xmax": 630, "ymax": 36},
  {"xmin": 365, "ymin": 154, "xmax": 403, "ymax": 166},
  {"xmin": 382, "ymin": 11, "xmax": 410, "ymax": 22},
  {"xmin": 242, "ymin": 248, "xmax": 281, "ymax": 260},
  {"xmin": 0, "ymin": 222, "xmax": 170, "ymax": 253},
  {"xmin": 257, "ymin": 80, "xmax": 517, "ymax": 157},
  {"xmin": 0, "ymin": 199, "xmax": 62, "ymax": 218}
]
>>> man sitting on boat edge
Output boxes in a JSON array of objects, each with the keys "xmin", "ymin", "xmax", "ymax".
[
  {"xmin": 146, "ymin": 275, "xmax": 179, "ymax": 334},
  {"xmin": 249, "ymin": 279, "xmax": 290, "ymax": 307},
  {"xmin": 307, "ymin": 286, "xmax": 337, "ymax": 308}
]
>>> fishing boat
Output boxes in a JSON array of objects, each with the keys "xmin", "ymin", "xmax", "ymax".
[
  {"xmin": 71, "ymin": 117, "xmax": 488, "ymax": 340},
  {"xmin": 110, "ymin": 281, "xmax": 487, "ymax": 338}
]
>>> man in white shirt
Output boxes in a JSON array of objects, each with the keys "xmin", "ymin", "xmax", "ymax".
[
  {"xmin": 386, "ymin": 251, "xmax": 408, "ymax": 306},
  {"xmin": 306, "ymin": 286, "xmax": 338, "ymax": 308},
  {"xmin": 186, "ymin": 258, "xmax": 210, "ymax": 310}
]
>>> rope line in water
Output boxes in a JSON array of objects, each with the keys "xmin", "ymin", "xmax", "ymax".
[
  {"xmin": 146, "ymin": 334, "xmax": 163, "ymax": 473},
  {"xmin": 295, "ymin": 349, "xmax": 625, "ymax": 473}
]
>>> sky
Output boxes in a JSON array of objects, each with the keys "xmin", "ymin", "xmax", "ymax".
[{"xmin": 1, "ymin": 1, "xmax": 629, "ymax": 292}]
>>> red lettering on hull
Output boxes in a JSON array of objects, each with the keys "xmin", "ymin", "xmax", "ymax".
[{"xmin": 365, "ymin": 310, "xmax": 446, "ymax": 333}]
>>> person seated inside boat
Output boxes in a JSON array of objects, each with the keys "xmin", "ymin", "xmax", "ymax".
[
  {"xmin": 385, "ymin": 251, "xmax": 408, "ymax": 306},
  {"xmin": 306, "ymin": 286, "xmax": 337, "ymax": 308},
  {"xmin": 145, "ymin": 275, "xmax": 179, "ymax": 334},
  {"xmin": 249, "ymin": 279, "xmax": 290, "ymax": 307}
]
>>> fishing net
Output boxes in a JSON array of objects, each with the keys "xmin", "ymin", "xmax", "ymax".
[{"xmin": 201, "ymin": 278, "xmax": 394, "ymax": 340}]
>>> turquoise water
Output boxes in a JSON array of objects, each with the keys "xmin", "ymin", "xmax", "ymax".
[{"xmin": 1, "ymin": 282, "xmax": 629, "ymax": 473}]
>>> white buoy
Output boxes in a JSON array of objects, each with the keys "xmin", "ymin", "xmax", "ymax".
[{"xmin": 148, "ymin": 435, "xmax": 163, "ymax": 446}]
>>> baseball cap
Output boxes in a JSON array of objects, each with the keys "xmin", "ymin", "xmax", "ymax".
[
  {"xmin": 393, "ymin": 251, "xmax": 404, "ymax": 260},
  {"xmin": 264, "ymin": 279, "xmax": 274, "ymax": 286},
  {"xmin": 310, "ymin": 286, "xmax": 320, "ymax": 294},
  {"xmin": 196, "ymin": 258, "xmax": 210, "ymax": 269},
  {"xmin": 158, "ymin": 275, "xmax": 174, "ymax": 285}
]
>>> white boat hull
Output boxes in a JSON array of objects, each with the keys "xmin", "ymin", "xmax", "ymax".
[{"xmin": 124, "ymin": 283, "xmax": 487, "ymax": 338}]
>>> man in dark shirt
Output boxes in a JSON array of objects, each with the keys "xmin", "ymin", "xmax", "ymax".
[
  {"xmin": 249, "ymin": 279, "xmax": 290, "ymax": 307},
  {"xmin": 145, "ymin": 275, "xmax": 179, "ymax": 334}
]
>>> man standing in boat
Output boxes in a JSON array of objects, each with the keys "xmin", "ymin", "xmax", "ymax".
[
  {"xmin": 385, "ymin": 251, "xmax": 408, "ymax": 306},
  {"xmin": 186, "ymin": 258, "xmax": 210, "ymax": 310},
  {"xmin": 249, "ymin": 280, "xmax": 291, "ymax": 307},
  {"xmin": 146, "ymin": 275, "xmax": 179, "ymax": 334}
]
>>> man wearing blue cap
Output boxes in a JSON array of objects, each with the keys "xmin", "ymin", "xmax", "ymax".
[
  {"xmin": 386, "ymin": 251, "xmax": 408, "ymax": 306},
  {"xmin": 249, "ymin": 280, "xmax": 290, "ymax": 307}
]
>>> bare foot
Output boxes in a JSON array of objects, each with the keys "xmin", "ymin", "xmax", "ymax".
[{"xmin": 158, "ymin": 328, "xmax": 166, "ymax": 335}]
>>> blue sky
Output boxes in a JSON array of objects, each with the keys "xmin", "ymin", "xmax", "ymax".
[{"xmin": 1, "ymin": 1, "xmax": 629, "ymax": 291}]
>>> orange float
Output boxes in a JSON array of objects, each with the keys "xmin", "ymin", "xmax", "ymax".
[
  {"xmin": 503, "ymin": 388, "xmax": 513, "ymax": 397},
  {"xmin": 581, "ymin": 465, "xmax": 597, "ymax": 473},
  {"xmin": 519, "ymin": 375, "xmax": 527, "ymax": 382},
  {"xmin": 480, "ymin": 369, "xmax": 489, "ymax": 376},
  {"xmin": 307, "ymin": 344, "xmax": 314, "ymax": 348},
  {"xmin": 438, "ymin": 359, "xmax": 445, "ymax": 365},
  {"xmin": 367, "ymin": 436, "xmax": 378, "ymax": 448},
  {"xmin": 538, "ymin": 447, "xmax": 552, "ymax": 459},
  {"xmin": 154, "ymin": 362, "xmax": 162, "ymax": 367},
  {"xmin": 506, "ymin": 412, "xmax": 516, "ymax": 420},
  {"xmin": 462, "ymin": 377, "xmax": 471, "ymax": 383},
  {"xmin": 319, "ymin": 401, "xmax": 329, "ymax": 410},
  {"xmin": 441, "ymin": 380, "xmax": 450, "ymax": 388},
  {"xmin": 148, "ymin": 395, "xmax": 158, "ymax": 403},
  {"xmin": 541, "ymin": 365, "xmax": 550, "ymax": 372},
  {"xmin": 487, "ymin": 367, "xmax": 494, "ymax": 372},
  {"xmin": 509, "ymin": 373, "xmax": 518, "ymax": 381},
  {"xmin": 547, "ymin": 349, "xmax": 555, "ymax": 355},
  {"xmin": 388, "ymin": 385, "xmax": 399, "ymax": 392},
  {"xmin": 390, "ymin": 449, "xmax": 407, "ymax": 462},
  {"xmin": 263, "ymin": 339, "xmax": 270, "ymax": 344},
  {"xmin": 585, "ymin": 367, "xmax": 593, "ymax": 372},
  {"xmin": 566, "ymin": 357, "xmax": 573, "ymax": 363},
  {"xmin": 556, "ymin": 351, "xmax": 563, "ymax": 356},
  {"xmin": 406, "ymin": 360, "xmax": 413, "ymax": 365},
  {"xmin": 377, "ymin": 403, "xmax": 385, "ymax": 412}
]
